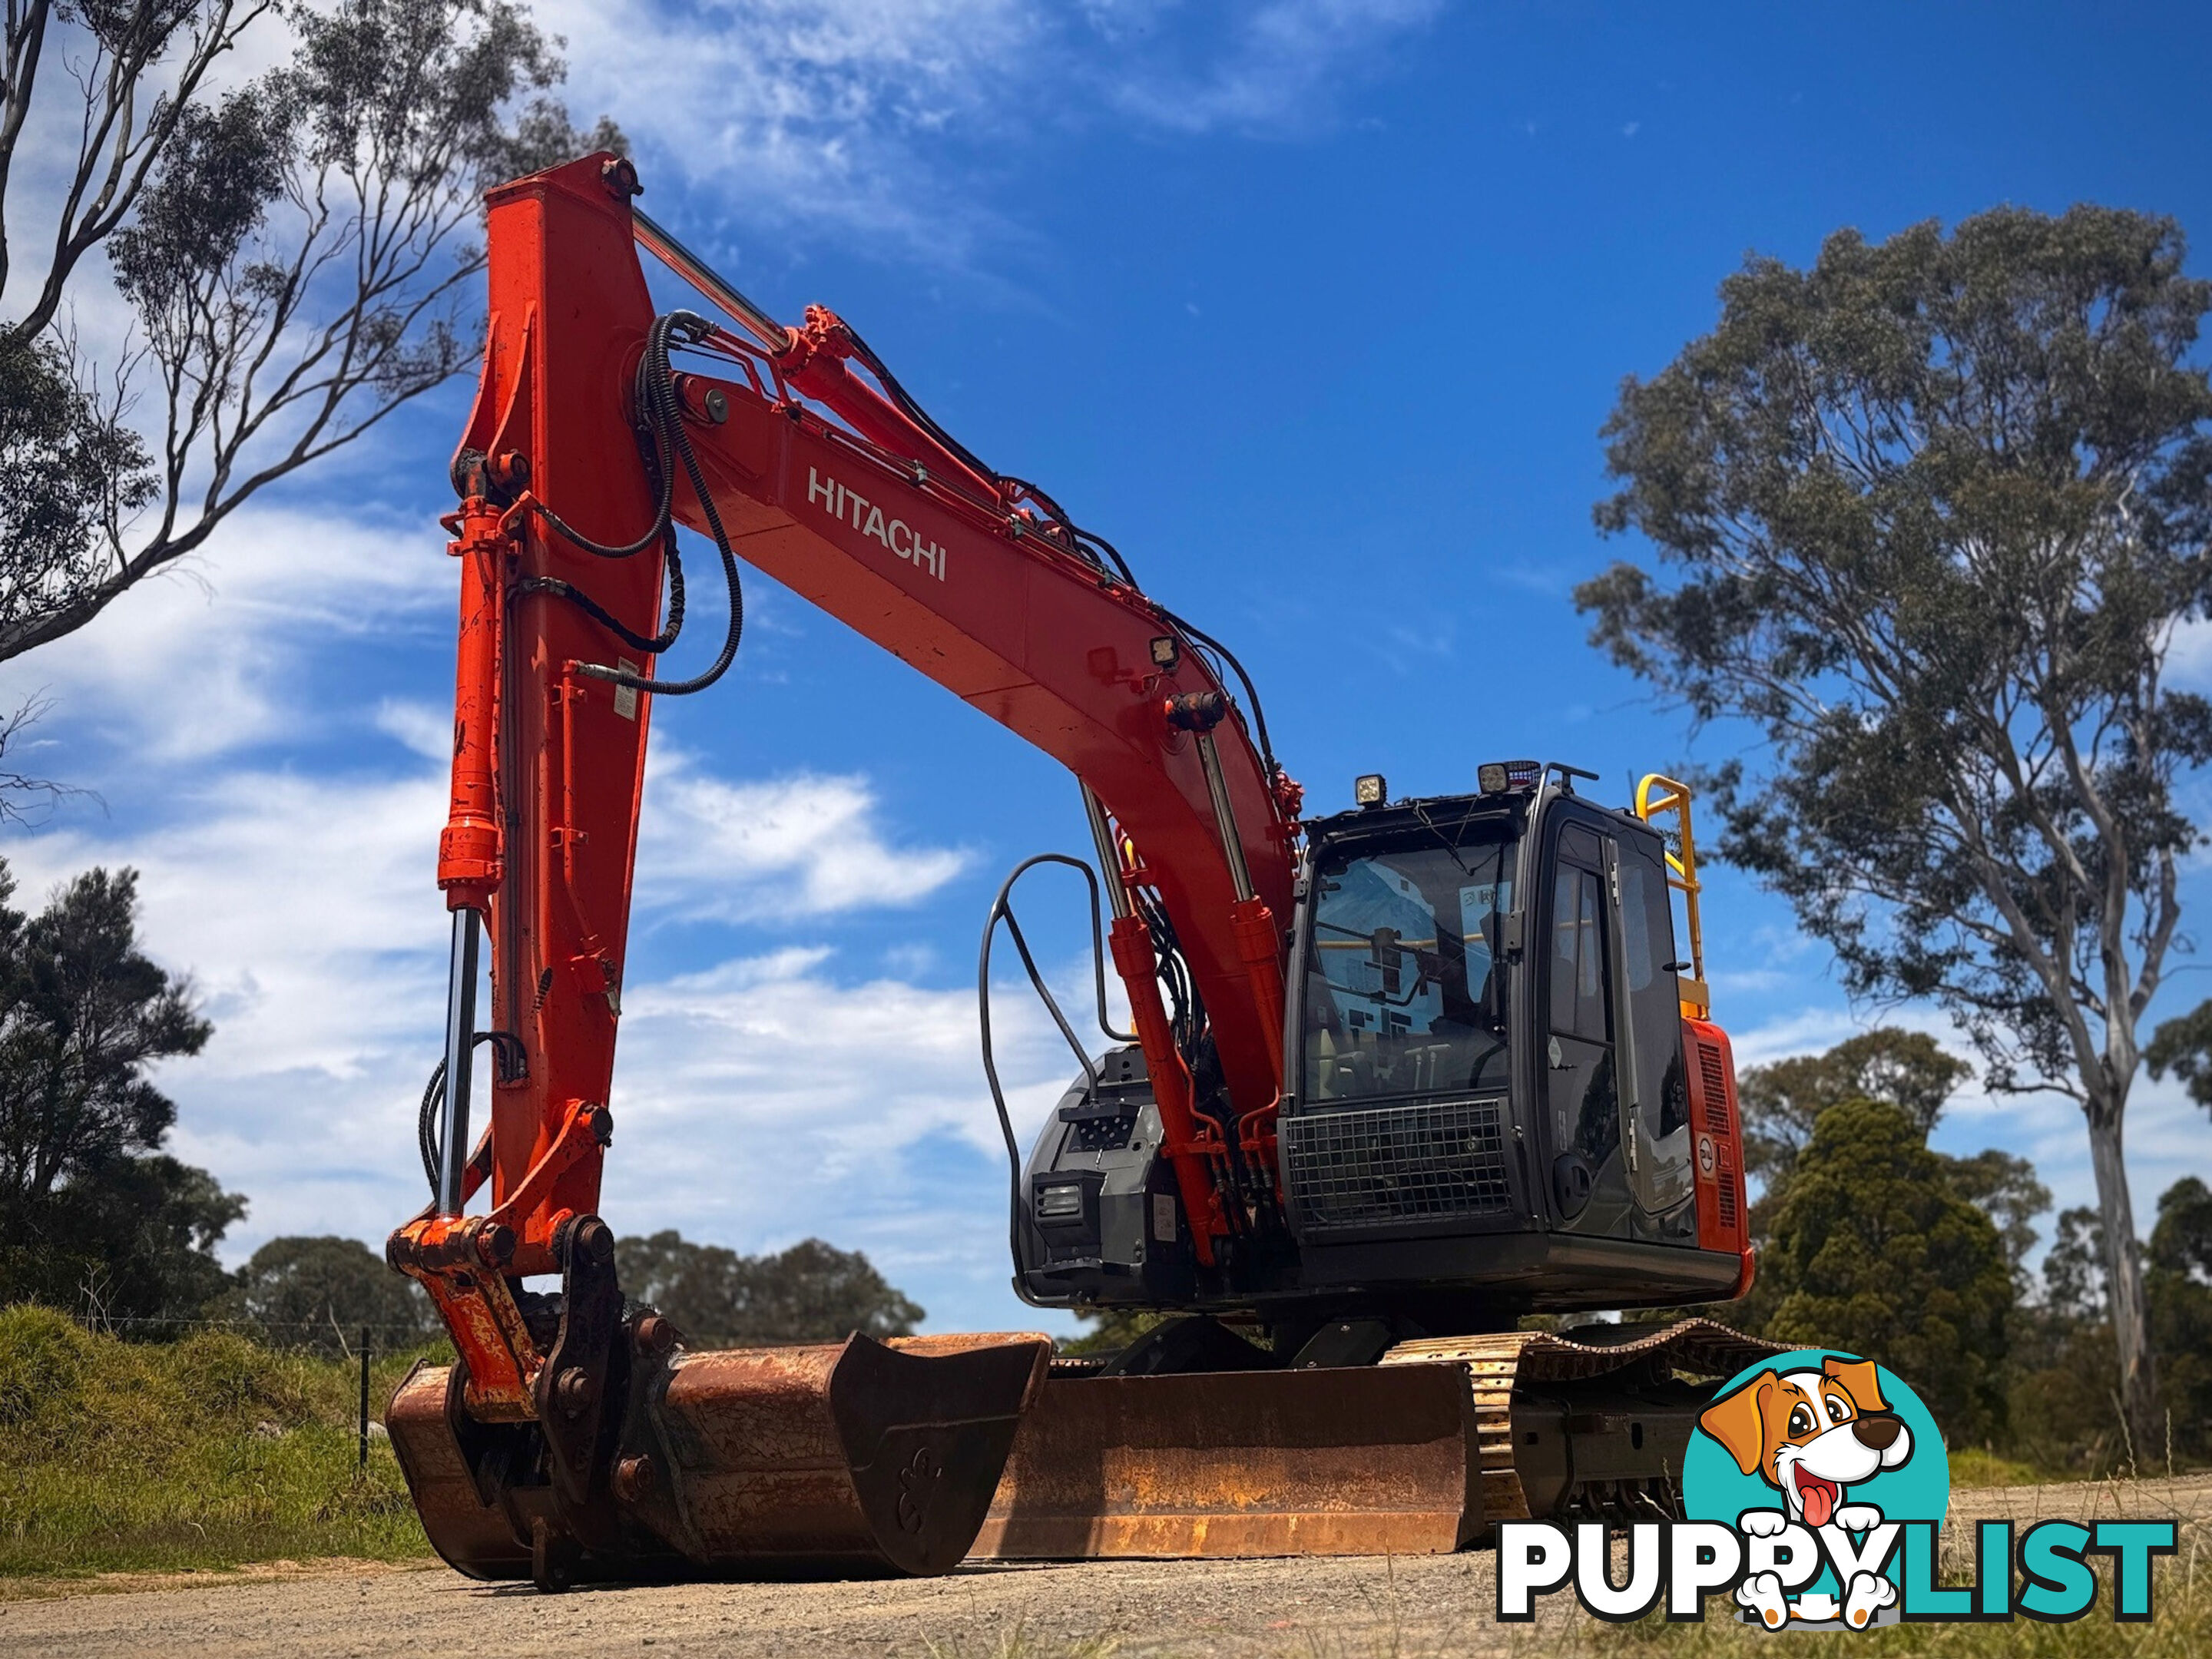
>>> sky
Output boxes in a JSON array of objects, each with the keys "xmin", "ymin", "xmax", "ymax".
[{"xmin": 5, "ymin": 0, "xmax": 2211, "ymax": 1336}]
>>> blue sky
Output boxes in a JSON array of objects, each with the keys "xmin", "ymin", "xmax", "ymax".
[{"xmin": 8, "ymin": 0, "xmax": 2211, "ymax": 1333}]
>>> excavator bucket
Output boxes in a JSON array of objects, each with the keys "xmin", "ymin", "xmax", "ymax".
[{"xmin": 389, "ymin": 1331, "xmax": 1051, "ymax": 1584}]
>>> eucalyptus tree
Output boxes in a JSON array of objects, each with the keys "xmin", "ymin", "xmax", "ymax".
[
  {"xmin": 0, "ymin": 0, "xmax": 618, "ymax": 663},
  {"xmin": 1579, "ymin": 206, "xmax": 2212, "ymax": 1445}
]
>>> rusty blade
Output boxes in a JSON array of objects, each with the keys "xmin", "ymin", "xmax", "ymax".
[{"xmin": 971, "ymin": 1363, "xmax": 1482, "ymax": 1559}]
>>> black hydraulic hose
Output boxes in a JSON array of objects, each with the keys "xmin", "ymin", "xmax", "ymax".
[
  {"xmin": 977, "ymin": 854, "xmax": 1137, "ymax": 1278},
  {"xmin": 1154, "ymin": 604, "xmax": 1279, "ymax": 783},
  {"xmin": 1070, "ymin": 525, "xmax": 1138, "ymax": 588},
  {"xmin": 998, "ymin": 475, "xmax": 1135, "ymax": 586},
  {"xmin": 521, "ymin": 536, "xmax": 685, "ymax": 654},
  {"xmin": 419, "ymin": 1031, "xmax": 528, "ymax": 1194},
  {"xmin": 833, "ymin": 326, "xmax": 1141, "ymax": 591},
  {"xmin": 823, "ymin": 318, "xmax": 1293, "ymax": 780},
  {"xmin": 839, "ymin": 322, "xmax": 1005, "ymax": 506},
  {"xmin": 802, "ymin": 316, "xmax": 1272, "ymax": 780},
  {"xmin": 525, "ymin": 310, "xmax": 743, "ymax": 699}
]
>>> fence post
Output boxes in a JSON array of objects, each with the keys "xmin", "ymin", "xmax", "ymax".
[{"xmin": 359, "ymin": 1325, "xmax": 372, "ymax": 1470}]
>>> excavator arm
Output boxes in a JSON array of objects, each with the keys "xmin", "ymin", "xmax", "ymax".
[{"xmin": 384, "ymin": 153, "xmax": 1309, "ymax": 1582}]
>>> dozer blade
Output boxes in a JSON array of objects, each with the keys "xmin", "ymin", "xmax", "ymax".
[
  {"xmin": 389, "ymin": 1330, "xmax": 1051, "ymax": 1583},
  {"xmin": 971, "ymin": 1317, "xmax": 1783, "ymax": 1561},
  {"xmin": 973, "ymin": 1363, "xmax": 1483, "ymax": 1558}
]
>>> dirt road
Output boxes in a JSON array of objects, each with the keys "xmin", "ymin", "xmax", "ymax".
[{"xmin": 5, "ymin": 1477, "xmax": 2205, "ymax": 1658}]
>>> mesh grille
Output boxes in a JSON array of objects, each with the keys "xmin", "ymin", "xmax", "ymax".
[
  {"xmin": 1716, "ymin": 1149, "xmax": 1738, "ymax": 1228},
  {"xmin": 1699, "ymin": 1041, "xmax": 1731, "ymax": 1133},
  {"xmin": 1286, "ymin": 1098, "xmax": 1511, "ymax": 1229}
]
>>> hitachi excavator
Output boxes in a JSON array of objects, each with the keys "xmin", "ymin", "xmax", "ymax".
[{"xmin": 382, "ymin": 153, "xmax": 1777, "ymax": 1590}]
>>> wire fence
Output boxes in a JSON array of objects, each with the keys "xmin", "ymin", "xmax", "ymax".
[{"xmin": 88, "ymin": 1314, "xmax": 436, "ymax": 1336}]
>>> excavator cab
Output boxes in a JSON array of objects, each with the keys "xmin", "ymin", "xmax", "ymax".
[{"xmin": 1015, "ymin": 765, "xmax": 1750, "ymax": 1326}]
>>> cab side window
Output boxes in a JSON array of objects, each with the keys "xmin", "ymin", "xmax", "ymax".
[
  {"xmin": 1548, "ymin": 865, "xmax": 1608, "ymax": 1042},
  {"xmin": 1620, "ymin": 849, "xmax": 1689, "ymax": 1138},
  {"xmin": 1546, "ymin": 830, "xmax": 1617, "ymax": 1172}
]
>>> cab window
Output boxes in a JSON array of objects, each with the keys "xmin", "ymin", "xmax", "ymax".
[{"xmin": 1546, "ymin": 849, "xmax": 1617, "ymax": 1167}]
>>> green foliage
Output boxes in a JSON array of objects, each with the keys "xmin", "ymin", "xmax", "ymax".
[
  {"xmin": 2145, "ymin": 1177, "xmax": 2212, "ymax": 1461},
  {"xmin": 0, "ymin": 1154, "xmax": 244, "ymax": 1325},
  {"xmin": 1581, "ymin": 204, "xmax": 2212, "ymax": 1098},
  {"xmin": 2144, "ymin": 998, "xmax": 2212, "ymax": 1118},
  {"xmin": 1758, "ymin": 1101, "xmax": 2015, "ymax": 1445},
  {"xmin": 1943, "ymin": 1147, "xmax": 2053, "ymax": 1284},
  {"xmin": 107, "ymin": 91, "xmax": 291, "ymax": 324},
  {"xmin": 0, "ymin": 857, "xmax": 236, "ymax": 1323},
  {"xmin": 1580, "ymin": 205, "xmax": 2212, "ymax": 1442},
  {"xmin": 0, "ymin": 1305, "xmax": 438, "ymax": 1575},
  {"xmin": 1738, "ymin": 1028, "xmax": 1970, "ymax": 1191},
  {"xmin": 0, "ymin": 333, "xmax": 154, "ymax": 641},
  {"xmin": 2042, "ymin": 1204, "xmax": 2108, "ymax": 1320},
  {"xmin": 212, "ymin": 1237, "xmax": 435, "ymax": 1356},
  {"xmin": 0, "ymin": 0, "xmax": 628, "ymax": 663},
  {"xmin": 615, "ymin": 1231, "xmax": 923, "ymax": 1348},
  {"xmin": 1945, "ymin": 1446, "xmax": 2045, "ymax": 1488},
  {"xmin": 1734, "ymin": 1028, "xmax": 2045, "ymax": 1288},
  {"xmin": 1953, "ymin": 1176, "xmax": 2210, "ymax": 1475}
]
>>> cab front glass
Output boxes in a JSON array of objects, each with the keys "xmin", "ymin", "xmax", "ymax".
[{"xmin": 1300, "ymin": 826, "xmax": 1517, "ymax": 1104}]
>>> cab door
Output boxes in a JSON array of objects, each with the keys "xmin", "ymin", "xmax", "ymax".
[
  {"xmin": 1610, "ymin": 831, "xmax": 1695, "ymax": 1230},
  {"xmin": 1540, "ymin": 821, "xmax": 1630, "ymax": 1230}
]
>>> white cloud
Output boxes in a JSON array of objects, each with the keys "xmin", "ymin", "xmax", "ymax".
[
  {"xmin": 0, "ymin": 476, "xmax": 1025, "ymax": 1319},
  {"xmin": 374, "ymin": 698, "xmax": 455, "ymax": 763},
  {"xmin": 8, "ymin": 769, "xmax": 446, "ymax": 1084},
  {"xmin": 611, "ymin": 948, "xmax": 1075, "ymax": 1210},
  {"xmin": 637, "ymin": 747, "xmax": 969, "ymax": 919},
  {"xmin": 2164, "ymin": 615, "xmax": 2212, "ymax": 690},
  {"xmin": 0, "ymin": 504, "xmax": 449, "ymax": 763},
  {"xmin": 541, "ymin": 0, "xmax": 1444, "ymax": 265},
  {"xmin": 2, "ymin": 742, "xmax": 1065, "ymax": 1329},
  {"xmin": 537, "ymin": 0, "xmax": 1036, "ymax": 261},
  {"xmin": 1095, "ymin": 0, "xmax": 1445, "ymax": 134}
]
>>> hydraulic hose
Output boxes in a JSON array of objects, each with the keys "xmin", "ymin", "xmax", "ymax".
[
  {"xmin": 977, "ymin": 854, "xmax": 1137, "ymax": 1286},
  {"xmin": 418, "ymin": 1030, "xmax": 528, "ymax": 1195},
  {"xmin": 525, "ymin": 310, "xmax": 743, "ymax": 698}
]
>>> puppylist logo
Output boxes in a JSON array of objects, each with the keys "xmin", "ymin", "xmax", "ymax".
[{"xmin": 1498, "ymin": 1349, "xmax": 2178, "ymax": 1629}]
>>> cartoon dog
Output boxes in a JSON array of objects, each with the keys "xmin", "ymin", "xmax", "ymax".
[{"xmin": 1697, "ymin": 1356, "xmax": 1913, "ymax": 1629}]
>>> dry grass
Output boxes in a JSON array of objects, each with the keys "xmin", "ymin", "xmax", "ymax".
[{"xmin": 1945, "ymin": 1447, "xmax": 2050, "ymax": 1488}]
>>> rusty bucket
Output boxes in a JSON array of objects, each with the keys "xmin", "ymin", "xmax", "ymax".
[{"xmin": 389, "ymin": 1330, "xmax": 1051, "ymax": 1583}]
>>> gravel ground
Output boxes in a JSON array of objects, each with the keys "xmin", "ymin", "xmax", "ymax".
[{"xmin": 4, "ymin": 1477, "xmax": 2206, "ymax": 1658}]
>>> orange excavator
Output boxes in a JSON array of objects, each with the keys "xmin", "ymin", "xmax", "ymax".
[{"xmin": 383, "ymin": 153, "xmax": 1775, "ymax": 1590}]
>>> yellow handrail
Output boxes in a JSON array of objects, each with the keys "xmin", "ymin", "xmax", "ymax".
[{"xmin": 1634, "ymin": 773, "xmax": 1710, "ymax": 1019}]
